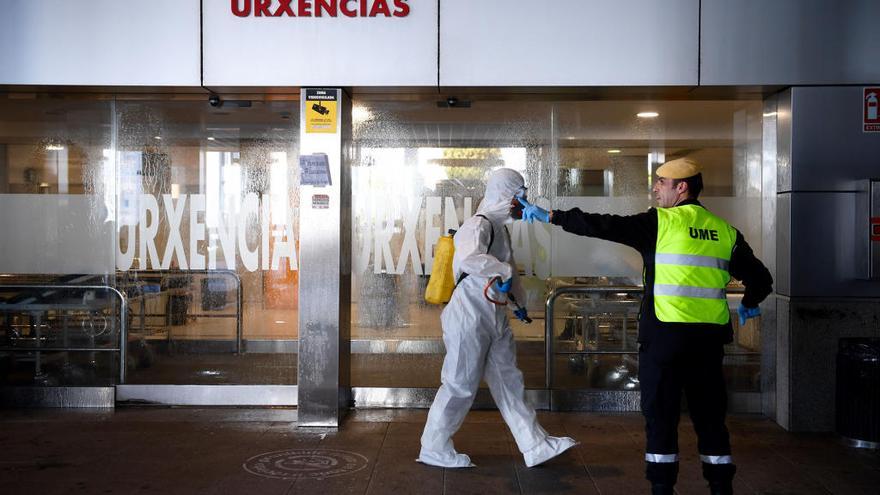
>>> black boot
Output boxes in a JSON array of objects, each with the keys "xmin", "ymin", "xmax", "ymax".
[
  {"xmin": 647, "ymin": 460, "xmax": 679, "ymax": 494},
  {"xmin": 708, "ymin": 481, "xmax": 733, "ymax": 495},
  {"xmin": 703, "ymin": 462, "xmax": 736, "ymax": 495},
  {"xmin": 651, "ymin": 484, "xmax": 675, "ymax": 495}
]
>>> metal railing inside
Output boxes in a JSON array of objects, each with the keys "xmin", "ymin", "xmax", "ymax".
[
  {"xmin": 0, "ymin": 282, "xmax": 127, "ymax": 384},
  {"xmin": 116, "ymin": 269, "xmax": 243, "ymax": 355},
  {"xmin": 1, "ymin": 270, "xmax": 246, "ymax": 388},
  {"xmin": 545, "ymin": 285, "xmax": 758, "ymax": 391}
]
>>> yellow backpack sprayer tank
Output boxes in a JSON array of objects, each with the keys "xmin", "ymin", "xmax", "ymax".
[{"xmin": 424, "ymin": 230, "xmax": 456, "ymax": 304}]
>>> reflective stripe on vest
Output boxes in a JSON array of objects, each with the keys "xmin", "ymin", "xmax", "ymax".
[{"xmin": 654, "ymin": 205, "xmax": 736, "ymax": 324}]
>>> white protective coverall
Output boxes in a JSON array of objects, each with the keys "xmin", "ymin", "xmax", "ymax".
[{"xmin": 418, "ymin": 168, "xmax": 577, "ymax": 468}]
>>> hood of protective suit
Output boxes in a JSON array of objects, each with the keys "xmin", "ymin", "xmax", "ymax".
[{"xmin": 476, "ymin": 168, "xmax": 525, "ymax": 224}]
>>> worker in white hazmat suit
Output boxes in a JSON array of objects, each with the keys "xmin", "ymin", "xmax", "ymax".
[{"xmin": 418, "ymin": 168, "xmax": 577, "ymax": 468}]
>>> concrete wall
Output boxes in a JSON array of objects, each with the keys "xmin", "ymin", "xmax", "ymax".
[
  {"xmin": 776, "ymin": 298, "xmax": 880, "ymax": 431},
  {"xmin": 3, "ymin": 0, "xmax": 880, "ymax": 87}
]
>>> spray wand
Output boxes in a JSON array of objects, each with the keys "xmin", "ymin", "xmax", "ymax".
[{"xmin": 484, "ymin": 276, "xmax": 533, "ymax": 324}]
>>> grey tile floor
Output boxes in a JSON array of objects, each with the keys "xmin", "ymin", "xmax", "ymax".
[{"xmin": 0, "ymin": 407, "xmax": 878, "ymax": 494}]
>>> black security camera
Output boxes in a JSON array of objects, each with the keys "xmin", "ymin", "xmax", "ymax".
[
  {"xmin": 312, "ymin": 102, "xmax": 330, "ymax": 115},
  {"xmin": 436, "ymin": 97, "xmax": 471, "ymax": 108},
  {"xmin": 208, "ymin": 94, "xmax": 222, "ymax": 107}
]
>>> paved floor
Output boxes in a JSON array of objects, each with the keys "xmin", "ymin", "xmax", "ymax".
[{"xmin": 0, "ymin": 408, "xmax": 878, "ymax": 494}]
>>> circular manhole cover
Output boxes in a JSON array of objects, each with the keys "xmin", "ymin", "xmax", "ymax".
[{"xmin": 243, "ymin": 449, "xmax": 369, "ymax": 480}]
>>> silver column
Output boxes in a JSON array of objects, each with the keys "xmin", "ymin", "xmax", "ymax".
[
  {"xmin": 761, "ymin": 94, "xmax": 779, "ymax": 419},
  {"xmin": 0, "ymin": 144, "xmax": 8, "ymax": 193},
  {"xmin": 774, "ymin": 87, "xmax": 880, "ymax": 432},
  {"xmin": 297, "ymin": 88, "xmax": 352, "ymax": 427}
]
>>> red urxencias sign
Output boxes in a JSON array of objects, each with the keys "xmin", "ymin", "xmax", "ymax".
[{"xmin": 231, "ymin": 0, "xmax": 410, "ymax": 18}]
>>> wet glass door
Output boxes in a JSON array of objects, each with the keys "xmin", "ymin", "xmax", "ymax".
[
  {"xmin": 115, "ymin": 99, "xmax": 302, "ymax": 390},
  {"xmin": 0, "ymin": 95, "xmax": 303, "ymax": 403},
  {"xmin": 347, "ymin": 98, "xmax": 765, "ymax": 410}
]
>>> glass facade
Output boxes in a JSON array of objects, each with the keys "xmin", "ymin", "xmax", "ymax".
[
  {"xmin": 0, "ymin": 96, "xmax": 301, "ymax": 386},
  {"xmin": 349, "ymin": 98, "xmax": 764, "ymax": 392},
  {"xmin": 0, "ymin": 93, "xmax": 764, "ymax": 397}
]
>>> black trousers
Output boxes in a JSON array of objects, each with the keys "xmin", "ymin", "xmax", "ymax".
[{"xmin": 639, "ymin": 337, "xmax": 736, "ymax": 486}]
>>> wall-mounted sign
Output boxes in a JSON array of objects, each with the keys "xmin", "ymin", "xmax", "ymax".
[
  {"xmin": 232, "ymin": 0, "xmax": 410, "ymax": 18},
  {"xmin": 305, "ymin": 89, "xmax": 338, "ymax": 133},
  {"xmin": 204, "ymin": 0, "xmax": 435, "ymax": 86},
  {"xmin": 300, "ymin": 153, "xmax": 332, "ymax": 186},
  {"xmin": 312, "ymin": 194, "xmax": 330, "ymax": 209},
  {"xmin": 865, "ymin": 87, "xmax": 880, "ymax": 133}
]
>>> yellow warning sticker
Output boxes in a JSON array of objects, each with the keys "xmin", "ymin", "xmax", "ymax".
[{"xmin": 305, "ymin": 89, "xmax": 338, "ymax": 133}]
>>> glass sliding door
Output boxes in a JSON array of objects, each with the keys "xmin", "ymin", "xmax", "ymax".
[
  {"xmin": 0, "ymin": 95, "xmax": 302, "ymax": 393},
  {"xmin": 114, "ymin": 99, "xmax": 301, "ymax": 386},
  {"xmin": 0, "ymin": 97, "xmax": 118, "ymax": 386},
  {"xmin": 348, "ymin": 98, "xmax": 765, "ymax": 402}
]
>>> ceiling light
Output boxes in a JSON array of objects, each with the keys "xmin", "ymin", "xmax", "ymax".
[
  {"xmin": 154, "ymin": 136, "xmax": 162, "ymax": 140},
  {"xmin": 207, "ymin": 136, "xmax": 215, "ymax": 141},
  {"xmin": 763, "ymin": 112, "xmax": 778, "ymax": 117},
  {"xmin": 607, "ymin": 149, "xmax": 621, "ymax": 154},
  {"xmin": 636, "ymin": 112, "xmax": 659, "ymax": 118},
  {"xmin": 45, "ymin": 144, "xmax": 65, "ymax": 151}
]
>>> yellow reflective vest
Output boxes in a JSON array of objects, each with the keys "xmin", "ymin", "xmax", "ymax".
[{"xmin": 654, "ymin": 205, "xmax": 737, "ymax": 324}]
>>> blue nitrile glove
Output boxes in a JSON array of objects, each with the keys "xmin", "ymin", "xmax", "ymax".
[
  {"xmin": 494, "ymin": 278, "xmax": 513, "ymax": 293},
  {"xmin": 513, "ymin": 307, "xmax": 529, "ymax": 322},
  {"xmin": 517, "ymin": 197, "xmax": 550, "ymax": 224},
  {"xmin": 737, "ymin": 304, "xmax": 761, "ymax": 326}
]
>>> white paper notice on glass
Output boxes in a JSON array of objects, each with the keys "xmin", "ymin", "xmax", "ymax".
[{"xmin": 299, "ymin": 153, "xmax": 332, "ymax": 187}]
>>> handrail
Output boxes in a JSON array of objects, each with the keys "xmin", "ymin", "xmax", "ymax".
[
  {"xmin": 118, "ymin": 269, "xmax": 243, "ymax": 354},
  {"xmin": 544, "ymin": 285, "xmax": 746, "ymax": 390},
  {"xmin": 0, "ymin": 284, "xmax": 128, "ymax": 383}
]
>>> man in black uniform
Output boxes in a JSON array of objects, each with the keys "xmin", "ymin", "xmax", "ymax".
[{"xmin": 518, "ymin": 158, "xmax": 773, "ymax": 495}]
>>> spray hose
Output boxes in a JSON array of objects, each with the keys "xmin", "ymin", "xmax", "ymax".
[
  {"xmin": 484, "ymin": 277, "xmax": 508, "ymax": 305},
  {"xmin": 484, "ymin": 277, "xmax": 533, "ymax": 324}
]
